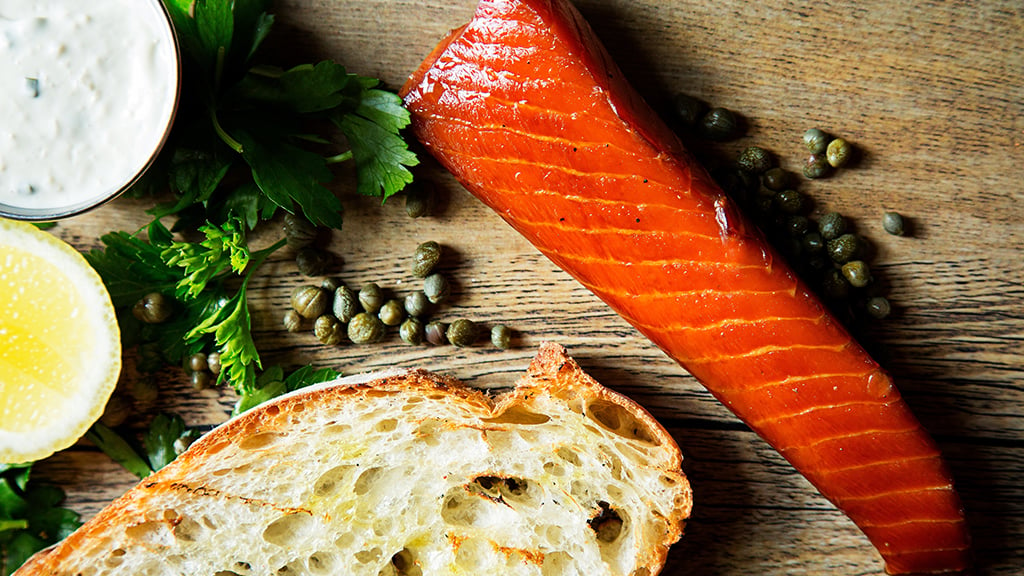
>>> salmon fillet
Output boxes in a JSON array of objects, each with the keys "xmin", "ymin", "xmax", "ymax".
[{"xmin": 399, "ymin": 0, "xmax": 971, "ymax": 573}]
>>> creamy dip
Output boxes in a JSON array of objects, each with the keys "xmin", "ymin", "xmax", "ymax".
[{"xmin": 0, "ymin": 0, "xmax": 178, "ymax": 215}]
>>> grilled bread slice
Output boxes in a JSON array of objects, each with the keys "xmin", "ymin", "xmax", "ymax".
[{"xmin": 17, "ymin": 343, "xmax": 691, "ymax": 576}]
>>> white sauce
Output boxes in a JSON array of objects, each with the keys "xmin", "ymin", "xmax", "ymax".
[{"xmin": 0, "ymin": 0, "xmax": 178, "ymax": 214}]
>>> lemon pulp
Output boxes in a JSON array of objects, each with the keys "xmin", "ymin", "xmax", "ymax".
[{"xmin": 0, "ymin": 219, "xmax": 120, "ymax": 462}]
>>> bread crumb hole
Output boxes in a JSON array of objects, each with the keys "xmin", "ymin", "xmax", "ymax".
[
  {"xmin": 262, "ymin": 512, "xmax": 316, "ymax": 547},
  {"xmin": 555, "ymin": 446, "xmax": 580, "ymax": 466},
  {"xmin": 375, "ymin": 418, "xmax": 398, "ymax": 432},
  {"xmin": 213, "ymin": 571, "xmax": 243, "ymax": 576},
  {"xmin": 391, "ymin": 548, "xmax": 422, "ymax": 576},
  {"xmin": 291, "ymin": 402, "xmax": 306, "ymax": 412},
  {"xmin": 124, "ymin": 520, "xmax": 174, "ymax": 546},
  {"xmin": 586, "ymin": 400, "xmax": 656, "ymax": 445},
  {"xmin": 354, "ymin": 547, "xmax": 382, "ymax": 564},
  {"xmin": 307, "ymin": 551, "xmax": 340, "ymax": 575},
  {"xmin": 482, "ymin": 406, "xmax": 550, "ymax": 425},
  {"xmin": 542, "ymin": 461, "xmax": 565, "ymax": 476},
  {"xmin": 541, "ymin": 551, "xmax": 574, "ymax": 576},
  {"xmin": 238, "ymin": 432, "xmax": 281, "ymax": 451},
  {"xmin": 589, "ymin": 501, "xmax": 624, "ymax": 543},
  {"xmin": 354, "ymin": 467, "xmax": 384, "ymax": 495},
  {"xmin": 314, "ymin": 465, "xmax": 355, "ymax": 497}
]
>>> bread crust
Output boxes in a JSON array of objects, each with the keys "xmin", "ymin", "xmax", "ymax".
[{"xmin": 17, "ymin": 342, "xmax": 690, "ymax": 576}]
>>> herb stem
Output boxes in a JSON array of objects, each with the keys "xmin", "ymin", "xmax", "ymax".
[
  {"xmin": 325, "ymin": 150, "xmax": 353, "ymax": 164},
  {"xmin": 210, "ymin": 106, "xmax": 244, "ymax": 154},
  {"xmin": 0, "ymin": 519, "xmax": 29, "ymax": 532},
  {"xmin": 245, "ymin": 237, "xmax": 288, "ymax": 283}
]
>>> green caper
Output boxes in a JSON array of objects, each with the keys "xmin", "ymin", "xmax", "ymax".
[
  {"xmin": 883, "ymin": 211, "xmax": 905, "ymax": 236},
  {"xmin": 786, "ymin": 215, "xmax": 811, "ymax": 237},
  {"xmin": 774, "ymin": 189, "xmax": 805, "ymax": 214},
  {"xmin": 404, "ymin": 291, "xmax": 430, "ymax": 318},
  {"xmin": 283, "ymin": 213, "xmax": 318, "ymax": 249},
  {"xmin": 399, "ymin": 317, "xmax": 425, "ymax": 345},
  {"xmin": 379, "ymin": 299, "xmax": 405, "ymax": 326},
  {"xmin": 188, "ymin": 353, "xmax": 208, "ymax": 373},
  {"xmin": 206, "ymin": 351, "xmax": 222, "ymax": 376},
  {"xmin": 100, "ymin": 394, "xmax": 130, "ymax": 428},
  {"xmin": 405, "ymin": 181, "xmax": 435, "ymax": 218},
  {"xmin": 446, "ymin": 318, "xmax": 479, "ymax": 347},
  {"xmin": 425, "ymin": 321, "xmax": 447, "ymax": 345},
  {"xmin": 348, "ymin": 312, "xmax": 385, "ymax": 344},
  {"xmin": 699, "ymin": 107, "xmax": 741, "ymax": 141},
  {"xmin": 283, "ymin": 309, "xmax": 303, "ymax": 333},
  {"xmin": 822, "ymin": 268, "xmax": 850, "ymax": 299},
  {"xmin": 801, "ymin": 231, "xmax": 825, "ymax": 255},
  {"xmin": 865, "ymin": 296, "xmax": 892, "ymax": 319},
  {"xmin": 841, "ymin": 260, "xmax": 872, "ymax": 288},
  {"xmin": 818, "ymin": 212, "xmax": 847, "ymax": 240},
  {"xmin": 296, "ymin": 247, "xmax": 331, "ymax": 277},
  {"xmin": 412, "ymin": 241, "xmax": 442, "ymax": 278},
  {"xmin": 736, "ymin": 146, "xmax": 774, "ymax": 174},
  {"xmin": 332, "ymin": 286, "xmax": 358, "ymax": 323},
  {"xmin": 320, "ymin": 277, "xmax": 343, "ymax": 292},
  {"xmin": 762, "ymin": 167, "xmax": 792, "ymax": 191},
  {"xmin": 291, "ymin": 285, "xmax": 329, "ymax": 319},
  {"xmin": 670, "ymin": 93, "xmax": 705, "ymax": 127},
  {"xmin": 491, "ymin": 324, "xmax": 512, "ymax": 349},
  {"xmin": 423, "ymin": 273, "xmax": 451, "ymax": 304},
  {"xmin": 803, "ymin": 128, "xmax": 829, "ymax": 154},
  {"xmin": 128, "ymin": 376, "xmax": 158, "ymax": 410},
  {"xmin": 803, "ymin": 153, "xmax": 831, "ymax": 179},
  {"xmin": 826, "ymin": 138, "xmax": 853, "ymax": 168},
  {"xmin": 358, "ymin": 282, "xmax": 384, "ymax": 313},
  {"xmin": 191, "ymin": 369, "xmax": 212, "ymax": 391},
  {"xmin": 133, "ymin": 292, "xmax": 173, "ymax": 324},
  {"xmin": 827, "ymin": 233, "xmax": 861, "ymax": 263},
  {"xmin": 314, "ymin": 314, "xmax": 345, "ymax": 345}
]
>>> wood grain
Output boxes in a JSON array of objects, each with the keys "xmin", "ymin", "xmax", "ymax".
[{"xmin": 27, "ymin": 0, "xmax": 1023, "ymax": 574}]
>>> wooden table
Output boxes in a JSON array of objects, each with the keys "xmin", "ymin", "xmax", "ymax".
[{"xmin": 33, "ymin": 0, "xmax": 1023, "ymax": 574}]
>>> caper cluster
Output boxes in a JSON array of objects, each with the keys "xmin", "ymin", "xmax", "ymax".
[
  {"xmin": 283, "ymin": 213, "xmax": 334, "ymax": 277},
  {"xmin": 285, "ymin": 240, "xmax": 514, "ymax": 349},
  {"xmin": 800, "ymin": 128, "xmax": 854, "ymax": 179},
  {"xmin": 670, "ymin": 93, "xmax": 744, "ymax": 142},
  {"xmin": 716, "ymin": 138, "xmax": 900, "ymax": 324},
  {"xmin": 185, "ymin": 351, "xmax": 222, "ymax": 390}
]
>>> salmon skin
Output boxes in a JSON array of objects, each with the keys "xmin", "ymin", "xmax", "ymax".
[{"xmin": 400, "ymin": 0, "xmax": 971, "ymax": 572}]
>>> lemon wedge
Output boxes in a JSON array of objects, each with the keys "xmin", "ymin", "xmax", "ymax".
[{"xmin": 0, "ymin": 218, "xmax": 120, "ymax": 463}]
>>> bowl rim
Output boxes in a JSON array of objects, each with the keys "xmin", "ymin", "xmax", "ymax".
[{"xmin": 0, "ymin": 0, "xmax": 183, "ymax": 222}]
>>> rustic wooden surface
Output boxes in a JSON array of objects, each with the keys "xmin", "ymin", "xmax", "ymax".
[{"xmin": 29, "ymin": 0, "xmax": 1022, "ymax": 574}]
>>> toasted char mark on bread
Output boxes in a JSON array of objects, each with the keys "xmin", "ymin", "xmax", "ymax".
[{"xmin": 16, "ymin": 342, "xmax": 691, "ymax": 576}]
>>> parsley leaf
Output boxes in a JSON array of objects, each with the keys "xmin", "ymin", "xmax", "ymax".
[
  {"xmin": 233, "ymin": 365, "xmax": 340, "ymax": 415},
  {"xmin": 0, "ymin": 464, "xmax": 81, "ymax": 575},
  {"xmin": 162, "ymin": 218, "xmax": 250, "ymax": 299}
]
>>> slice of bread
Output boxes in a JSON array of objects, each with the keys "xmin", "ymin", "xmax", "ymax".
[{"xmin": 18, "ymin": 342, "xmax": 691, "ymax": 576}]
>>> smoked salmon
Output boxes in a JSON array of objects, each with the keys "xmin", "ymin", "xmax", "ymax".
[{"xmin": 399, "ymin": 0, "xmax": 972, "ymax": 573}]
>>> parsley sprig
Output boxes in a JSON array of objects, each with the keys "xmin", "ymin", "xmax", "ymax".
[{"xmin": 0, "ymin": 464, "xmax": 80, "ymax": 576}]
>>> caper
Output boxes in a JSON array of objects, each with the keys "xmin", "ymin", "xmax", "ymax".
[
  {"xmin": 774, "ymin": 189, "xmax": 804, "ymax": 214},
  {"xmin": 670, "ymin": 93, "xmax": 705, "ymax": 127},
  {"xmin": 736, "ymin": 146, "xmax": 773, "ymax": 174},
  {"xmin": 818, "ymin": 212, "xmax": 848, "ymax": 240},
  {"xmin": 348, "ymin": 312, "xmax": 385, "ymax": 344},
  {"xmin": 320, "ymin": 277, "xmax": 343, "ymax": 292},
  {"xmin": 314, "ymin": 314, "xmax": 345, "ymax": 345},
  {"xmin": 379, "ymin": 299, "xmax": 405, "ymax": 326},
  {"xmin": 405, "ymin": 181, "xmax": 435, "ymax": 218},
  {"xmin": 188, "ymin": 353, "xmax": 208, "ymax": 373},
  {"xmin": 883, "ymin": 211, "xmax": 905, "ymax": 236},
  {"xmin": 283, "ymin": 213, "xmax": 318, "ymax": 249},
  {"xmin": 865, "ymin": 296, "xmax": 892, "ymax": 319},
  {"xmin": 191, "ymin": 369, "xmax": 213, "ymax": 391},
  {"xmin": 206, "ymin": 351, "xmax": 222, "ymax": 376},
  {"xmin": 822, "ymin": 268, "xmax": 850, "ymax": 300},
  {"xmin": 762, "ymin": 167, "xmax": 792, "ymax": 192},
  {"xmin": 841, "ymin": 260, "xmax": 872, "ymax": 288},
  {"xmin": 803, "ymin": 153, "xmax": 831, "ymax": 179},
  {"xmin": 291, "ymin": 285, "xmax": 329, "ymax": 319},
  {"xmin": 491, "ymin": 324, "xmax": 512, "ymax": 349},
  {"xmin": 358, "ymin": 282, "xmax": 384, "ymax": 313},
  {"xmin": 827, "ymin": 233, "xmax": 861, "ymax": 263},
  {"xmin": 399, "ymin": 317, "xmax": 425, "ymax": 345},
  {"xmin": 412, "ymin": 241, "xmax": 442, "ymax": 278},
  {"xmin": 826, "ymin": 138, "xmax": 853, "ymax": 168},
  {"xmin": 100, "ymin": 394, "xmax": 130, "ymax": 428},
  {"xmin": 803, "ymin": 128, "xmax": 829, "ymax": 154},
  {"xmin": 173, "ymin": 429, "xmax": 201, "ymax": 456},
  {"xmin": 132, "ymin": 292, "xmax": 173, "ymax": 324},
  {"xmin": 801, "ymin": 231, "xmax": 825, "ymax": 255},
  {"xmin": 295, "ymin": 247, "xmax": 331, "ymax": 277},
  {"xmin": 404, "ymin": 291, "xmax": 430, "ymax": 318},
  {"xmin": 446, "ymin": 318, "xmax": 479, "ymax": 347},
  {"xmin": 128, "ymin": 376, "xmax": 159, "ymax": 410},
  {"xmin": 332, "ymin": 286, "xmax": 359, "ymax": 323},
  {"xmin": 425, "ymin": 321, "xmax": 447, "ymax": 345},
  {"xmin": 283, "ymin": 309, "xmax": 303, "ymax": 333},
  {"xmin": 423, "ymin": 273, "xmax": 451, "ymax": 304},
  {"xmin": 698, "ymin": 107, "xmax": 741, "ymax": 141},
  {"xmin": 786, "ymin": 215, "xmax": 810, "ymax": 237}
]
